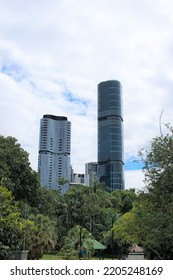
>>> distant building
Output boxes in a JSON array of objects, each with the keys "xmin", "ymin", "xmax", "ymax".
[
  {"xmin": 127, "ymin": 243, "xmax": 144, "ymax": 260},
  {"xmin": 38, "ymin": 114, "xmax": 71, "ymax": 193},
  {"xmin": 73, "ymin": 173, "xmax": 85, "ymax": 184},
  {"xmin": 70, "ymin": 165, "xmax": 74, "ymax": 183},
  {"xmin": 85, "ymin": 162, "xmax": 98, "ymax": 186},
  {"xmin": 97, "ymin": 80, "xmax": 125, "ymax": 191}
]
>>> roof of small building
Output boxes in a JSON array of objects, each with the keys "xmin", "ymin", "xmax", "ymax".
[{"xmin": 83, "ymin": 238, "xmax": 106, "ymax": 250}]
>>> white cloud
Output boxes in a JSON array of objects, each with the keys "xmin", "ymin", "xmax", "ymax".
[
  {"xmin": 1, "ymin": 0, "xmax": 173, "ymax": 189},
  {"xmin": 125, "ymin": 170, "xmax": 145, "ymax": 191}
]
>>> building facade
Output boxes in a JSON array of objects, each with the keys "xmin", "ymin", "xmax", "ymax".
[
  {"xmin": 38, "ymin": 114, "xmax": 71, "ymax": 193},
  {"xmin": 97, "ymin": 80, "xmax": 125, "ymax": 191},
  {"xmin": 85, "ymin": 162, "xmax": 98, "ymax": 186},
  {"xmin": 73, "ymin": 173, "xmax": 85, "ymax": 184}
]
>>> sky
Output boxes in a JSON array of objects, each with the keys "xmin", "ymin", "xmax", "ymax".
[{"xmin": 1, "ymin": 0, "xmax": 173, "ymax": 191}]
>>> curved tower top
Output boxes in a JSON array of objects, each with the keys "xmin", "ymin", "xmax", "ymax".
[
  {"xmin": 43, "ymin": 115, "xmax": 67, "ymax": 121},
  {"xmin": 98, "ymin": 80, "xmax": 123, "ymax": 121}
]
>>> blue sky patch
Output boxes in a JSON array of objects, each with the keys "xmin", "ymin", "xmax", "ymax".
[
  {"xmin": 124, "ymin": 157, "xmax": 144, "ymax": 171},
  {"xmin": 1, "ymin": 64, "xmax": 26, "ymax": 82},
  {"xmin": 63, "ymin": 90, "xmax": 89, "ymax": 107}
]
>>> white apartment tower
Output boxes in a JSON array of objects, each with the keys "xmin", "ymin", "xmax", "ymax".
[{"xmin": 38, "ymin": 114, "xmax": 71, "ymax": 193}]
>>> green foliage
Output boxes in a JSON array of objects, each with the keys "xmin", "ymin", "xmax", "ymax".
[
  {"xmin": 58, "ymin": 247, "xmax": 78, "ymax": 260},
  {"xmin": 59, "ymin": 225, "xmax": 91, "ymax": 259},
  {"xmin": 58, "ymin": 177, "xmax": 70, "ymax": 186},
  {"xmin": 2, "ymin": 126, "xmax": 173, "ymax": 260},
  {"xmin": 59, "ymin": 184, "xmax": 113, "ymax": 240},
  {"xmin": 113, "ymin": 210, "xmax": 139, "ymax": 244},
  {"xmin": 102, "ymin": 125, "xmax": 173, "ymax": 259},
  {"xmin": 0, "ymin": 136, "xmax": 60, "ymax": 259},
  {"xmin": 137, "ymin": 125, "xmax": 173, "ymax": 259},
  {"xmin": 26, "ymin": 214, "xmax": 57, "ymax": 260},
  {"xmin": 0, "ymin": 135, "xmax": 40, "ymax": 204},
  {"xmin": 0, "ymin": 185, "xmax": 35, "ymax": 256},
  {"xmin": 111, "ymin": 189, "xmax": 136, "ymax": 214},
  {"xmin": 0, "ymin": 242, "xmax": 11, "ymax": 260},
  {"xmin": 134, "ymin": 192, "xmax": 173, "ymax": 259},
  {"xmin": 0, "ymin": 134, "xmax": 141, "ymax": 259},
  {"xmin": 33, "ymin": 187, "xmax": 63, "ymax": 218}
]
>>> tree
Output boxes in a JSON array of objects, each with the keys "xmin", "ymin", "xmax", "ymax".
[
  {"xmin": 33, "ymin": 187, "xmax": 62, "ymax": 218},
  {"xmin": 112, "ymin": 210, "xmax": 139, "ymax": 244},
  {"xmin": 26, "ymin": 214, "xmax": 57, "ymax": 260},
  {"xmin": 59, "ymin": 225, "xmax": 91, "ymax": 259},
  {"xmin": 111, "ymin": 189, "xmax": 136, "ymax": 214},
  {"xmin": 83, "ymin": 183, "xmax": 112, "ymax": 235},
  {"xmin": 0, "ymin": 184, "xmax": 58, "ymax": 260},
  {"xmin": 0, "ymin": 135, "xmax": 40, "ymax": 204},
  {"xmin": 137, "ymin": 125, "xmax": 173, "ymax": 259},
  {"xmin": 133, "ymin": 191, "xmax": 173, "ymax": 259},
  {"xmin": 62, "ymin": 185, "xmax": 87, "ymax": 229},
  {"xmin": 83, "ymin": 186, "xmax": 103, "ymax": 233},
  {"xmin": 58, "ymin": 177, "xmax": 70, "ymax": 186},
  {"xmin": 0, "ymin": 185, "xmax": 34, "ymax": 259}
]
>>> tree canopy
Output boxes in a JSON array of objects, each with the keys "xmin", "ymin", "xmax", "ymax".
[
  {"xmin": 1, "ymin": 128, "xmax": 173, "ymax": 260},
  {"xmin": 0, "ymin": 135, "xmax": 40, "ymax": 204},
  {"xmin": 0, "ymin": 185, "xmax": 34, "ymax": 259}
]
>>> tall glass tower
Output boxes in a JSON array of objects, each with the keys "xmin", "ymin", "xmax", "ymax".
[
  {"xmin": 98, "ymin": 80, "xmax": 125, "ymax": 191},
  {"xmin": 38, "ymin": 114, "xmax": 71, "ymax": 193}
]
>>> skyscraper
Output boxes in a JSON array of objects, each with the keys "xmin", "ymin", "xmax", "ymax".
[
  {"xmin": 38, "ymin": 114, "xmax": 71, "ymax": 193},
  {"xmin": 97, "ymin": 80, "xmax": 125, "ymax": 191}
]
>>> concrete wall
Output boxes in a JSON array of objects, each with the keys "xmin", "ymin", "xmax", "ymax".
[{"xmin": 127, "ymin": 253, "xmax": 144, "ymax": 260}]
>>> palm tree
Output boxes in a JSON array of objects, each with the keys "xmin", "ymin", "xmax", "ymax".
[
  {"xmin": 83, "ymin": 183, "xmax": 112, "ymax": 234},
  {"xmin": 26, "ymin": 214, "xmax": 57, "ymax": 259},
  {"xmin": 57, "ymin": 177, "xmax": 70, "ymax": 191},
  {"xmin": 60, "ymin": 225, "xmax": 91, "ymax": 259}
]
